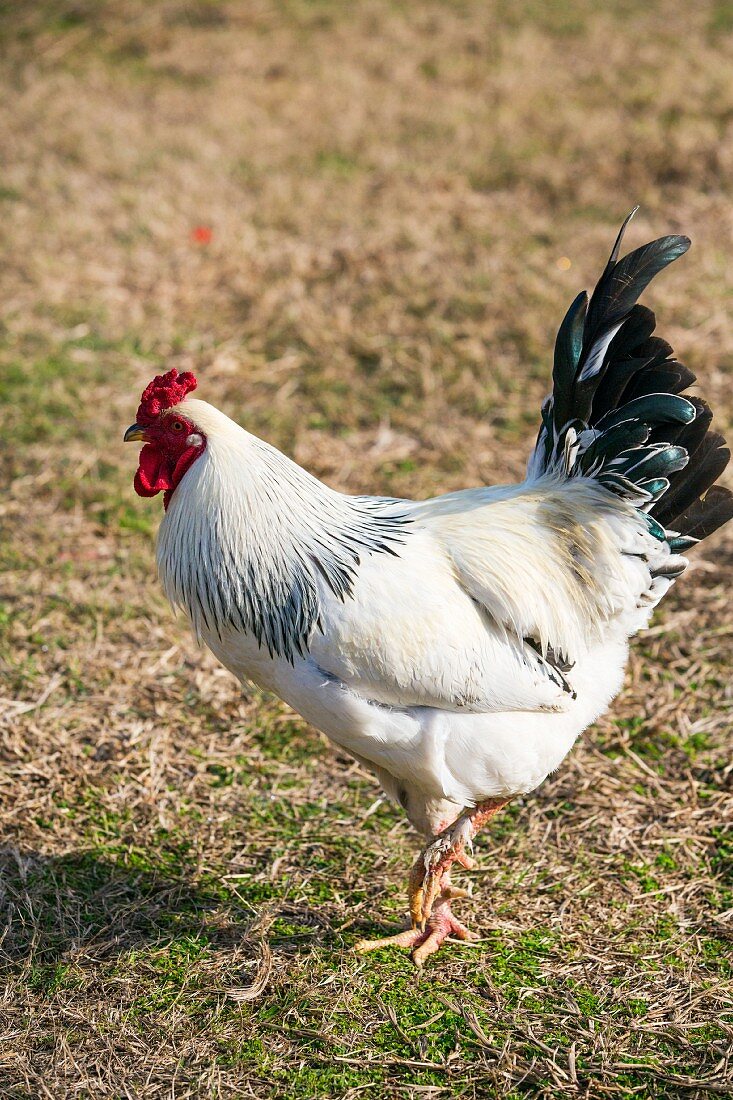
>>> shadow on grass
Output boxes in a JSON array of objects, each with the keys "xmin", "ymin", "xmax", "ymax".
[{"xmin": 0, "ymin": 846, "xmax": 349, "ymax": 983}]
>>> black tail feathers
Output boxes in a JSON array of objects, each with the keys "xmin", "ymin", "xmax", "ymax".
[{"xmin": 529, "ymin": 210, "xmax": 733, "ymax": 548}]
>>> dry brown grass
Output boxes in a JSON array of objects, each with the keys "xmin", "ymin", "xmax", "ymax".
[{"xmin": 0, "ymin": 1, "xmax": 732, "ymax": 1097}]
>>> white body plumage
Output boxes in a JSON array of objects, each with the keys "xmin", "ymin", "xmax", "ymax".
[{"xmin": 157, "ymin": 398, "xmax": 681, "ymax": 835}]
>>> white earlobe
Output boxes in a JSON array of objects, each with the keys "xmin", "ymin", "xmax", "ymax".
[{"xmin": 186, "ymin": 433, "xmax": 203, "ymax": 447}]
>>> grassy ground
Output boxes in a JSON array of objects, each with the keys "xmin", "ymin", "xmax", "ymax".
[{"xmin": 1, "ymin": 1, "xmax": 732, "ymax": 1096}]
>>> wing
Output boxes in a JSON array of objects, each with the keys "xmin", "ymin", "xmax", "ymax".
[
  {"xmin": 410, "ymin": 479, "xmax": 654, "ymax": 667},
  {"xmin": 310, "ymin": 485, "xmax": 643, "ymax": 715}
]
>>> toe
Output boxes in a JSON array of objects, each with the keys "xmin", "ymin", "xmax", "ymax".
[
  {"xmin": 409, "ymin": 885, "xmax": 426, "ymax": 931},
  {"xmin": 441, "ymin": 885, "xmax": 469, "ymax": 901},
  {"xmin": 411, "ymin": 929, "xmax": 445, "ymax": 968},
  {"xmin": 409, "ymin": 896, "xmax": 482, "ymax": 964},
  {"xmin": 355, "ymin": 928, "xmax": 423, "ymax": 953},
  {"xmin": 456, "ymin": 852, "xmax": 478, "ymax": 871},
  {"xmin": 447, "ymin": 918, "xmax": 480, "ymax": 942},
  {"xmin": 408, "ymin": 858, "xmax": 429, "ymax": 929},
  {"xmin": 421, "ymin": 870, "xmax": 444, "ymax": 924}
]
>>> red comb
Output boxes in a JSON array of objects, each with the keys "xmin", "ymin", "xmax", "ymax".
[{"xmin": 136, "ymin": 369, "xmax": 198, "ymax": 425}]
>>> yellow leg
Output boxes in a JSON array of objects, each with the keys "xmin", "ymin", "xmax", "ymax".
[{"xmin": 355, "ymin": 798, "xmax": 509, "ymax": 966}]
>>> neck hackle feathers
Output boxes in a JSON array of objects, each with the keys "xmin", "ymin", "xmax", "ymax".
[{"xmin": 137, "ymin": 369, "xmax": 198, "ymax": 426}]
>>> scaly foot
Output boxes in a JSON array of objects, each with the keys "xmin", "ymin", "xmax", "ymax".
[
  {"xmin": 355, "ymin": 887, "xmax": 479, "ymax": 967},
  {"xmin": 355, "ymin": 800, "xmax": 508, "ymax": 966},
  {"xmin": 409, "ymin": 817, "xmax": 477, "ymax": 930}
]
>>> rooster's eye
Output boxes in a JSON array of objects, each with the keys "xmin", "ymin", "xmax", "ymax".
[{"xmin": 171, "ymin": 420, "xmax": 184, "ymax": 432}]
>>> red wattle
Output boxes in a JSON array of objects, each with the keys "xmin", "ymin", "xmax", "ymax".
[
  {"xmin": 134, "ymin": 443, "xmax": 173, "ymax": 497},
  {"xmin": 133, "ymin": 442, "xmax": 204, "ymax": 504}
]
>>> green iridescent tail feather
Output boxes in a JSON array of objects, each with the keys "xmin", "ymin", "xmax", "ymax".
[{"xmin": 529, "ymin": 210, "xmax": 733, "ymax": 547}]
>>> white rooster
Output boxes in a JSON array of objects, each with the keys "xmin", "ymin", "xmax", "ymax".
[{"xmin": 125, "ymin": 214, "xmax": 732, "ymax": 965}]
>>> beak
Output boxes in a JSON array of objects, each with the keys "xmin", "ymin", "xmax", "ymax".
[{"xmin": 124, "ymin": 423, "xmax": 148, "ymax": 443}]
